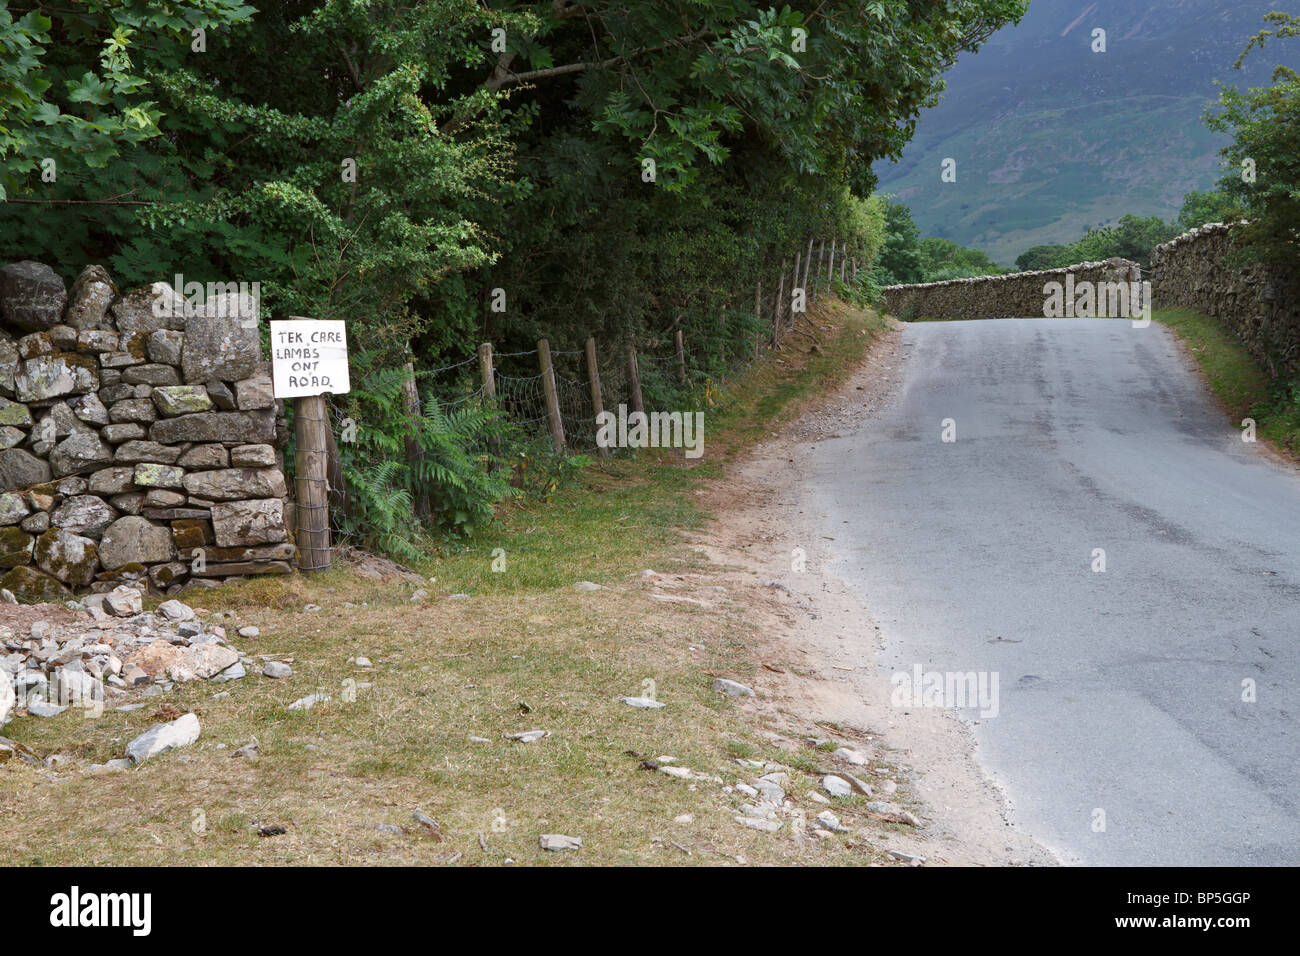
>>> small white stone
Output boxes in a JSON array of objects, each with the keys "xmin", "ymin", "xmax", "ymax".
[
  {"xmin": 506, "ymin": 730, "xmax": 548, "ymax": 743},
  {"xmin": 287, "ymin": 693, "xmax": 330, "ymax": 711},
  {"xmin": 540, "ymin": 834, "xmax": 582, "ymax": 852},
  {"xmin": 712, "ymin": 678, "xmax": 754, "ymax": 697},
  {"xmin": 823, "ymin": 775, "xmax": 853, "ymax": 798}
]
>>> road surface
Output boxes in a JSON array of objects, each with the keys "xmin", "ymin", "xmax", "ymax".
[{"xmin": 807, "ymin": 318, "xmax": 1300, "ymax": 865}]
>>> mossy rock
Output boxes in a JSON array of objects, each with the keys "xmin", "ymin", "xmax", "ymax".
[
  {"xmin": 0, "ymin": 526, "xmax": 34, "ymax": 567},
  {"xmin": 94, "ymin": 562, "xmax": 148, "ymax": 583},
  {"xmin": 0, "ymin": 565, "xmax": 71, "ymax": 604},
  {"xmin": 33, "ymin": 527, "xmax": 99, "ymax": 586}
]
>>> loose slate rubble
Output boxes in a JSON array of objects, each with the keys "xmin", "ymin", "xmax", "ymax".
[
  {"xmin": 0, "ymin": 588, "xmax": 264, "ymax": 758},
  {"xmin": 0, "ymin": 261, "xmax": 294, "ymax": 602}
]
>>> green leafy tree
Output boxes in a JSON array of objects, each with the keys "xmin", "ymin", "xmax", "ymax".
[
  {"xmin": 1176, "ymin": 189, "xmax": 1242, "ymax": 231},
  {"xmin": 1015, "ymin": 244, "xmax": 1073, "ymax": 271},
  {"xmin": 1206, "ymin": 12, "xmax": 1300, "ymax": 268},
  {"xmin": 873, "ymin": 199, "xmax": 923, "ymax": 284},
  {"xmin": 919, "ymin": 236, "xmax": 1005, "ymax": 280}
]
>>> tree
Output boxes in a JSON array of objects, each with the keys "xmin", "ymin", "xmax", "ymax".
[
  {"xmin": 1015, "ymin": 244, "xmax": 1073, "ymax": 271},
  {"xmin": 873, "ymin": 200, "xmax": 924, "ymax": 285},
  {"xmin": 0, "ymin": 2, "xmax": 256, "ymax": 200},
  {"xmin": 919, "ymin": 236, "xmax": 1005, "ymax": 280},
  {"xmin": 1176, "ymin": 189, "xmax": 1242, "ymax": 231},
  {"xmin": 1206, "ymin": 12, "xmax": 1300, "ymax": 268}
]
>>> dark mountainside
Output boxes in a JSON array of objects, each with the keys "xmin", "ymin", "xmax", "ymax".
[{"xmin": 873, "ymin": 0, "xmax": 1300, "ymax": 265}]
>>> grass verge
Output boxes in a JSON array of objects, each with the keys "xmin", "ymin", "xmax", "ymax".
[{"xmin": 1154, "ymin": 306, "xmax": 1300, "ymax": 457}]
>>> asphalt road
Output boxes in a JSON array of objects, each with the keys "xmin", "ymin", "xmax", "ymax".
[{"xmin": 807, "ymin": 318, "xmax": 1300, "ymax": 866}]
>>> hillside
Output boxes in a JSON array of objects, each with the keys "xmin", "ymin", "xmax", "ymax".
[{"xmin": 872, "ymin": 0, "xmax": 1299, "ymax": 265}]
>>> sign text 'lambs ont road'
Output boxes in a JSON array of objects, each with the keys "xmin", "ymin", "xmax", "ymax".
[{"xmin": 270, "ymin": 319, "xmax": 350, "ymax": 398}]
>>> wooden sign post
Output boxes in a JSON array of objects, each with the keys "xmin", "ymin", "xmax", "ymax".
[{"xmin": 270, "ymin": 318, "xmax": 351, "ymax": 573}]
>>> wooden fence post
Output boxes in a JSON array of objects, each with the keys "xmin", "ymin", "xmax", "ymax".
[
  {"xmin": 792, "ymin": 251, "xmax": 802, "ymax": 327},
  {"xmin": 774, "ymin": 258, "xmax": 787, "ymax": 345},
  {"xmin": 803, "ymin": 237, "xmax": 814, "ymax": 295},
  {"xmin": 674, "ymin": 328, "xmax": 687, "ymax": 385},
  {"xmin": 754, "ymin": 280, "xmax": 763, "ymax": 356},
  {"xmin": 538, "ymin": 338, "xmax": 566, "ymax": 453},
  {"xmin": 292, "ymin": 322, "xmax": 330, "ymax": 571},
  {"xmin": 478, "ymin": 342, "xmax": 496, "ymax": 401},
  {"xmin": 586, "ymin": 336, "xmax": 609, "ymax": 458},
  {"xmin": 402, "ymin": 360, "xmax": 430, "ymax": 521},
  {"xmin": 627, "ymin": 345, "xmax": 645, "ymax": 416},
  {"xmin": 840, "ymin": 251, "xmax": 846, "ymax": 283},
  {"xmin": 827, "ymin": 239, "xmax": 837, "ymax": 281},
  {"xmin": 478, "ymin": 342, "xmax": 500, "ymax": 457},
  {"xmin": 815, "ymin": 239, "xmax": 826, "ymax": 299}
]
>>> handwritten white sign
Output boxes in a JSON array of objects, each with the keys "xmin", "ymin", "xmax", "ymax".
[{"xmin": 270, "ymin": 319, "xmax": 350, "ymax": 398}]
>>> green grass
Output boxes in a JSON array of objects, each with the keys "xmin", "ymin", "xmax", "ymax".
[{"xmin": 1154, "ymin": 306, "xmax": 1300, "ymax": 456}]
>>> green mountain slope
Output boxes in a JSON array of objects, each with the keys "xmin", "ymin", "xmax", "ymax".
[{"xmin": 873, "ymin": 0, "xmax": 1299, "ymax": 265}]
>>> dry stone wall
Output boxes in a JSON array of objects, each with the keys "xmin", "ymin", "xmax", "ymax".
[
  {"xmin": 881, "ymin": 258, "xmax": 1141, "ymax": 321},
  {"xmin": 1149, "ymin": 223, "xmax": 1300, "ymax": 379},
  {"xmin": 0, "ymin": 261, "xmax": 294, "ymax": 604}
]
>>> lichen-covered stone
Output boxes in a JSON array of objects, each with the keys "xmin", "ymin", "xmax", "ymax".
[
  {"xmin": 133, "ymin": 463, "xmax": 185, "ymax": 488},
  {"xmin": 122, "ymin": 363, "xmax": 180, "ymax": 386},
  {"xmin": 0, "ymin": 491, "xmax": 32, "ymax": 528},
  {"xmin": 114, "ymin": 440, "xmax": 181, "ymax": 465},
  {"xmin": 152, "ymin": 385, "xmax": 213, "ymax": 416},
  {"xmin": 147, "ymin": 329, "xmax": 184, "ymax": 365},
  {"xmin": 109, "ymin": 282, "xmax": 186, "ymax": 332},
  {"xmin": 101, "ymin": 423, "xmax": 145, "ymax": 444},
  {"xmin": 149, "ymin": 409, "xmax": 275, "ymax": 444},
  {"xmin": 183, "ymin": 467, "xmax": 285, "ymax": 501},
  {"xmin": 109, "ymin": 492, "xmax": 145, "ymax": 516},
  {"xmin": 0, "ymin": 336, "xmax": 18, "ymax": 395},
  {"xmin": 0, "ymin": 564, "xmax": 70, "ymax": 603},
  {"xmin": 34, "ymin": 527, "xmax": 100, "ymax": 585},
  {"xmin": 68, "ymin": 391, "xmax": 109, "ymax": 426},
  {"xmin": 234, "ymin": 375, "xmax": 274, "ymax": 410},
  {"xmin": 17, "ymin": 332, "xmax": 52, "ymax": 358},
  {"xmin": 34, "ymin": 401, "xmax": 93, "ymax": 442},
  {"xmin": 0, "ymin": 492, "xmax": 30, "ymax": 526},
  {"xmin": 19, "ymin": 510, "xmax": 48, "ymax": 534},
  {"xmin": 0, "ymin": 399, "xmax": 33, "ymax": 428},
  {"xmin": 88, "ymin": 466, "xmax": 135, "ymax": 495},
  {"xmin": 48, "ymin": 432, "xmax": 113, "ymax": 478},
  {"xmin": 177, "ymin": 443, "xmax": 228, "ymax": 469},
  {"xmin": 181, "ymin": 292, "xmax": 260, "ymax": 383},
  {"xmin": 0, "ymin": 261, "xmax": 67, "ymax": 332},
  {"xmin": 0, "ymin": 428, "xmax": 22, "ymax": 451},
  {"xmin": 205, "ymin": 380, "xmax": 236, "ymax": 410},
  {"xmin": 77, "ymin": 329, "xmax": 119, "ymax": 353},
  {"xmin": 210, "ymin": 497, "xmax": 287, "ymax": 547},
  {"xmin": 98, "ymin": 515, "xmax": 175, "ymax": 569},
  {"xmin": 107, "ymin": 398, "xmax": 157, "ymax": 425},
  {"xmin": 13, "ymin": 352, "xmax": 98, "ymax": 403},
  {"xmin": 50, "ymin": 495, "xmax": 117, "ymax": 539},
  {"xmin": 230, "ymin": 443, "xmax": 276, "ymax": 467},
  {"xmin": 64, "ymin": 265, "xmax": 117, "ymax": 330},
  {"xmin": 0, "ymin": 448, "xmax": 52, "ymax": 492}
]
